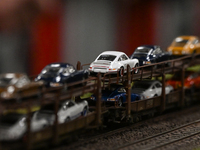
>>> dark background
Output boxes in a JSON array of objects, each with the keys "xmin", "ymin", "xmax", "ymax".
[{"xmin": 0, "ymin": 0, "xmax": 199, "ymax": 75}]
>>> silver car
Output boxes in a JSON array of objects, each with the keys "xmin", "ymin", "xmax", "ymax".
[
  {"xmin": 132, "ymin": 80, "xmax": 174, "ymax": 99},
  {"xmin": 33, "ymin": 100, "xmax": 88, "ymax": 125},
  {"xmin": 0, "ymin": 113, "xmax": 48, "ymax": 141}
]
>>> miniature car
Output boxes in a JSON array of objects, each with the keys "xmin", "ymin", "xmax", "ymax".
[
  {"xmin": 167, "ymin": 36, "xmax": 200, "ymax": 55},
  {"xmin": 90, "ymin": 84, "xmax": 141, "ymax": 106},
  {"xmin": 0, "ymin": 113, "xmax": 47, "ymax": 141},
  {"xmin": 132, "ymin": 80, "xmax": 174, "ymax": 99},
  {"xmin": 35, "ymin": 63, "xmax": 89, "ymax": 87},
  {"xmin": 130, "ymin": 45, "xmax": 171, "ymax": 66},
  {"xmin": 89, "ymin": 51, "xmax": 139, "ymax": 76},
  {"xmin": 33, "ymin": 99, "xmax": 88, "ymax": 125},
  {"xmin": 0, "ymin": 73, "xmax": 44, "ymax": 100},
  {"xmin": 166, "ymin": 71, "xmax": 200, "ymax": 90}
]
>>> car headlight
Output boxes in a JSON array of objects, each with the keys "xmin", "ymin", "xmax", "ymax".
[
  {"xmin": 182, "ymin": 50, "xmax": 186, "ymax": 54},
  {"xmin": 7, "ymin": 86, "xmax": 15, "ymax": 93},
  {"xmin": 55, "ymin": 76, "xmax": 61, "ymax": 82}
]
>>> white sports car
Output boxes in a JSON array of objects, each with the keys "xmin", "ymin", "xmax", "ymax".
[
  {"xmin": 89, "ymin": 51, "xmax": 139, "ymax": 76},
  {"xmin": 33, "ymin": 100, "xmax": 88, "ymax": 125},
  {"xmin": 0, "ymin": 113, "xmax": 48, "ymax": 141},
  {"xmin": 132, "ymin": 80, "xmax": 174, "ymax": 99}
]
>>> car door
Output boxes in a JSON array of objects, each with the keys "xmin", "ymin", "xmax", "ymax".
[
  {"xmin": 63, "ymin": 66, "xmax": 76, "ymax": 84},
  {"xmin": 145, "ymin": 84, "xmax": 157, "ymax": 98},
  {"xmin": 192, "ymin": 39, "xmax": 200, "ymax": 53},
  {"xmin": 155, "ymin": 82, "xmax": 162, "ymax": 96},
  {"xmin": 68, "ymin": 65, "xmax": 79, "ymax": 83},
  {"xmin": 151, "ymin": 49, "xmax": 157, "ymax": 63},
  {"xmin": 121, "ymin": 54, "xmax": 130, "ymax": 70},
  {"xmin": 65, "ymin": 101, "xmax": 80, "ymax": 120},
  {"xmin": 154, "ymin": 48, "xmax": 163, "ymax": 62},
  {"xmin": 117, "ymin": 87, "xmax": 126, "ymax": 101}
]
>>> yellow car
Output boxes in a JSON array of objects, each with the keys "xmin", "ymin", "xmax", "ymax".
[{"xmin": 167, "ymin": 36, "xmax": 200, "ymax": 55}]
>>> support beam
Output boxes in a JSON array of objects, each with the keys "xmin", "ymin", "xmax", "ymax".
[
  {"xmin": 76, "ymin": 61, "xmax": 81, "ymax": 70},
  {"xmin": 96, "ymin": 73, "xmax": 102, "ymax": 126},
  {"xmin": 180, "ymin": 68, "xmax": 185, "ymax": 107},
  {"xmin": 126, "ymin": 65, "xmax": 131, "ymax": 119},
  {"xmin": 26, "ymin": 106, "xmax": 31, "ymax": 150},
  {"xmin": 53, "ymin": 94, "xmax": 59, "ymax": 146},
  {"xmin": 160, "ymin": 73, "xmax": 166, "ymax": 113}
]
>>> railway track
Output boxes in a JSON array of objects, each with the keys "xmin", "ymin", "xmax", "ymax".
[
  {"xmin": 52, "ymin": 104, "xmax": 200, "ymax": 150},
  {"xmin": 115, "ymin": 120, "xmax": 200, "ymax": 150}
]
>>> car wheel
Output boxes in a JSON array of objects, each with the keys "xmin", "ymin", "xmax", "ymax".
[
  {"xmin": 65, "ymin": 117, "xmax": 71, "ymax": 122},
  {"xmin": 82, "ymin": 107, "xmax": 88, "ymax": 116},
  {"xmin": 135, "ymin": 96, "xmax": 140, "ymax": 101},
  {"xmin": 134, "ymin": 63, "xmax": 139, "ymax": 74},
  {"xmin": 119, "ymin": 67, "xmax": 124, "ymax": 77},
  {"xmin": 118, "ymin": 97, "xmax": 123, "ymax": 107}
]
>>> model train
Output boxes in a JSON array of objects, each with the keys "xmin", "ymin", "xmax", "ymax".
[{"xmin": 1, "ymin": 36, "xmax": 200, "ymax": 150}]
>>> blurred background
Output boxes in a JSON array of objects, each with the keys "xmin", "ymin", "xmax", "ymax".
[{"xmin": 0, "ymin": 0, "xmax": 200, "ymax": 75}]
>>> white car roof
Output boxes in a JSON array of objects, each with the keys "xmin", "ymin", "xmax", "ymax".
[{"xmin": 100, "ymin": 51, "xmax": 126, "ymax": 56}]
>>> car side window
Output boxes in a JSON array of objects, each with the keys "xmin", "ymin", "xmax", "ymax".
[
  {"xmin": 19, "ymin": 117, "xmax": 26, "ymax": 126},
  {"xmin": 122, "ymin": 55, "xmax": 128, "ymax": 60},
  {"xmin": 192, "ymin": 39, "xmax": 199, "ymax": 45},
  {"xmin": 16, "ymin": 76, "xmax": 30, "ymax": 88},
  {"xmin": 66, "ymin": 101, "xmax": 75, "ymax": 107},
  {"xmin": 118, "ymin": 87, "xmax": 126, "ymax": 93},
  {"xmin": 155, "ymin": 83, "xmax": 162, "ymax": 88},
  {"xmin": 152, "ymin": 85, "xmax": 155, "ymax": 89},
  {"xmin": 118, "ymin": 57, "xmax": 122, "ymax": 61},
  {"xmin": 63, "ymin": 68, "xmax": 70, "ymax": 75},
  {"xmin": 68, "ymin": 66, "xmax": 75, "ymax": 73},
  {"xmin": 154, "ymin": 48, "xmax": 162, "ymax": 54}
]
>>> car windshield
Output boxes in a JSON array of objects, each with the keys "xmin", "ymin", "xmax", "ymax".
[
  {"xmin": 42, "ymin": 66, "xmax": 62, "ymax": 75},
  {"xmin": 132, "ymin": 54, "xmax": 147, "ymax": 58},
  {"xmin": 135, "ymin": 48, "xmax": 151, "ymax": 53},
  {"xmin": 133, "ymin": 81, "xmax": 152, "ymax": 89},
  {"xmin": 0, "ymin": 77, "xmax": 14, "ymax": 87},
  {"xmin": 102, "ymin": 86, "xmax": 118, "ymax": 92},
  {"xmin": 39, "ymin": 103, "xmax": 63, "ymax": 112},
  {"xmin": 97, "ymin": 55, "xmax": 116, "ymax": 61},
  {"xmin": 0, "ymin": 114, "xmax": 23, "ymax": 126},
  {"xmin": 173, "ymin": 39, "xmax": 189, "ymax": 47}
]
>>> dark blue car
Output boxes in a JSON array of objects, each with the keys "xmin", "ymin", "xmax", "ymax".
[
  {"xmin": 90, "ymin": 84, "xmax": 141, "ymax": 106},
  {"xmin": 130, "ymin": 45, "xmax": 171, "ymax": 66},
  {"xmin": 35, "ymin": 63, "xmax": 89, "ymax": 87}
]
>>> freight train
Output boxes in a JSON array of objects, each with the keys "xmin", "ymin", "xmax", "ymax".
[{"xmin": 1, "ymin": 51, "xmax": 200, "ymax": 150}]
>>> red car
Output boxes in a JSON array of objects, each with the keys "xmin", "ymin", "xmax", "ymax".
[{"xmin": 166, "ymin": 71, "xmax": 200, "ymax": 90}]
